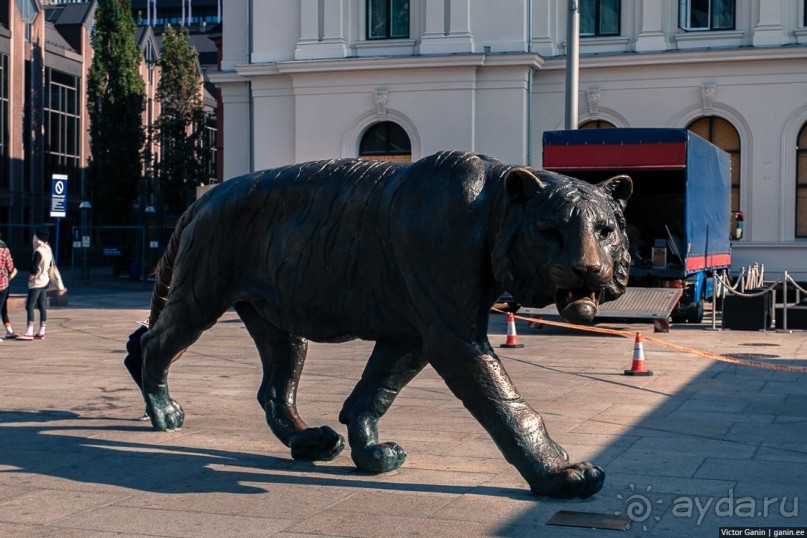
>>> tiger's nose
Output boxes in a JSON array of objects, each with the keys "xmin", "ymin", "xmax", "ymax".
[
  {"xmin": 574, "ymin": 234, "xmax": 615, "ymax": 284},
  {"xmin": 573, "ymin": 234, "xmax": 603, "ymax": 276},
  {"xmin": 574, "ymin": 261, "xmax": 602, "ymax": 276}
]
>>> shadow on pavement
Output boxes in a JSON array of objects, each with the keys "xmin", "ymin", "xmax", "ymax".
[
  {"xmin": 491, "ymin": 347, "xmax": 807, "ymax": 535},
  {"xmin": 0, "ymin": 410, "xmax": 529, "ymax": 500}
]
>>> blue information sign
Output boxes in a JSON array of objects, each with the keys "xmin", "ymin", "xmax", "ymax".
[{"xmin": 50, "ymin": 174, "xmax": 68, "ymax": 218}]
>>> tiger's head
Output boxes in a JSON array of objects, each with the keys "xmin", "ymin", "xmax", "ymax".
[{"xmin": 492, "ymin": 168, "xmax": 632, "ymax": 325}]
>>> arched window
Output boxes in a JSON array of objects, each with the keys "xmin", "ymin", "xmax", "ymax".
[
  {"xmin": 796, "ymin": 123, "xmax": 807, "ymax": 237},
  {"xmin": 359, "ymin": 121, "xmax": 411, "ymax": 162},
  {"xmin": 687, "ymin": 116, "xmax": 741, "ymax": 224},
  {"xmin": 579, "ymin": 119, "xmax": 616, "ymax": 129}
]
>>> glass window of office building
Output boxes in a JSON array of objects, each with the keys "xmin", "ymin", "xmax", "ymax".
[{"xmin": 44, "ymin": 68, "xmax": 81, "ymax": 195}]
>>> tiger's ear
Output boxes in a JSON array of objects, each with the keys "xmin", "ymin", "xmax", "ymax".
[
  {"xmin": 598, "ymin": 175, "xmax": 632, "ymax": 211},
  {"xmin": 504, "ymin": 168, "xmax": 546, "ymax": 204}
]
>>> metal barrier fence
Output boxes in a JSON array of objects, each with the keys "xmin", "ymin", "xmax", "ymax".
[
  {"xmin": 2, "ymin": 223, "xmax": 175, "ymax": 287},
  {"xmin": 70, "ymin": 226, "xmax": 147, "ymax": 284},
  {"xmin": 711, "ymin": 265, "xmax": 807, "ymax": 332},
  {"xmin": 68, "ymin": 225, "xmax": 173, "ymax": 285}
]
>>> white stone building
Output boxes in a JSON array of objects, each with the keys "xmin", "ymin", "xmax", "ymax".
[{"xmin": 211, "ymin": 1, "xmax": 807, "ymax": 277}]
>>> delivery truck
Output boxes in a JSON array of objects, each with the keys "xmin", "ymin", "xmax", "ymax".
[{"xmin": 542, "ymin": 128, "xmax": 732, "ymax": 323}]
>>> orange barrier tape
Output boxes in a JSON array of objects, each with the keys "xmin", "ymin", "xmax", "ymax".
[{"xmin": 491, "ymin": 307, "xmax": 807, "ymax": 374}]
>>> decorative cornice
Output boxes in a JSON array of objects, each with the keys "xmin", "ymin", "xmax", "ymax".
[
  {"xmin": 541, "ymin": 46, "xmax": 807, "ymax": 70},
  {"xmin": 234, "ymin": 52, "xmax": 543, "ymax": 77},
  {"xmin": 207, "ymin": 69, "xmax": 249, "ymax": 85}
]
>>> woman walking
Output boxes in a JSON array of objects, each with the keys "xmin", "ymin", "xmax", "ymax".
[
  {"xmin": 0, "ymin": 232, "xmax": 17, "ymax": 340},
  {"xmin": 19, "ymin": 228, "xmax": 52, "ymax": 340}
]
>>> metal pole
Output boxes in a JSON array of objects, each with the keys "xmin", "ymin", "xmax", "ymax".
[
  {"xmin": 80, "ymin": 201, "xmax": 91, "ymax": 280},
  {"xmin": 141, "ymin": 226, "xmax": 147, "ymax": 286},
  {"xmin": 54, "ymin": 217, "xmax": 61, "ymax": 266},
  {"xmin": 565, "ymin": 0, "xmax": 579, "ymax": 130},
  {"xmin": 711, "ymin": 271, "xmax": 717, "ymax": 330},
  {"xmin": 781, "ymin": 271, "xmax": 790, "ymax": 333}
]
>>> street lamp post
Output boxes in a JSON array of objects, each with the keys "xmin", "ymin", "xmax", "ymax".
[{"xmin": 565, "ymin": 0, "xmax": 580, "ymax": 130}]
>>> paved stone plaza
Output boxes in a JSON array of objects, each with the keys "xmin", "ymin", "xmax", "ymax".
[{"xmin": 0, "ymin": 285, "xmax": 805, "ymax": 536}]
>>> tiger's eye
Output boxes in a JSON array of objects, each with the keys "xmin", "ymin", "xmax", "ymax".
[{"xmin": 598, "ymin": 221, "xmax": 615, "ymax": 239}]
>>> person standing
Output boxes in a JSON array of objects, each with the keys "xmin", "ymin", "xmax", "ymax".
[
  {"xmin": 0, "ymin": 232, "xmax": 17, "ymax": 340},
  {"xmin": 18, "ymin": 229, "xmax": 52, "ymax": 341}
]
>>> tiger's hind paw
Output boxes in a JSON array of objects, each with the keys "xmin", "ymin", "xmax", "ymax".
[
  {"xmin": 351, "ymin": 442, "xmax": 407, "ymax": 473},
  {"xmin": 289, "ymin": 426, "xmax": 345, "ymax": 462}
]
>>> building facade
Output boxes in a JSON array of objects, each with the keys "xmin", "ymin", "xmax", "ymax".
[
  {"xmin": 1, "ymin": 0, "xmax": 95, "ymax": 251},
  {"xmin": 1, "ymin": 0, "xmax": 221, "ymax": 260},
  {"xmin": 214, "ymin": 0, "xmax": 807, "ymax": 277},
  {"xmin": 132, "ymin": 0, "xmax": 222, "ymax": 184}
]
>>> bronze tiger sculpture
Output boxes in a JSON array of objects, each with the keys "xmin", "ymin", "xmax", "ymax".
[{"xmin": 139, "ymin": 151, "xmax": 632, "ymax": 499}]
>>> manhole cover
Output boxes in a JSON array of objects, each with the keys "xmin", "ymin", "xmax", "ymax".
[
  {"xmin": 739, "ymin": 343, "xmax": 780, "ymax": 347},
  {"xmin": 724, "ymin": 353, "xmax": 780, "ymax": 359}
]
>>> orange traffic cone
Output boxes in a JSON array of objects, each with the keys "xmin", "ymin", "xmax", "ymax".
[
  {"xmin": 624, "ymin": 332, "xmax": 653, "ymax": 376},
  {"xmin": 500, "ymin": 312, "xmax": 524, "ymax": 348}
]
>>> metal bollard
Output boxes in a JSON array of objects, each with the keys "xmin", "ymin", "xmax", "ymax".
[{"xmin": 778, "ymin": 271, "xmax": 791, "ymax": 333}]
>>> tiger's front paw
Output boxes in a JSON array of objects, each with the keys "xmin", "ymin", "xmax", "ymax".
[
  {"xmin": 530, "ymin": 461, "xmax": 604, "ymax": 499},
  {"xmin": 145, "ymin": 392, "xmax": 185, "ymax": 431}
]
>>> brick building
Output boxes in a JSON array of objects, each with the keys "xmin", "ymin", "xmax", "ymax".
[
  {"xmin": 1, "ymin": 0, "xmax": 220, "ymax": 261},
  {"xmin": 1, "ymin": 0, "xmax": 94, "ymax": 257}
]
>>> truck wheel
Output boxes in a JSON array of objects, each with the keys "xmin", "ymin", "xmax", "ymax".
[
  {"xmin": 685, "ymin": 286, "xmax": 706, "ymax": 323},
  {"xmin": 670, "ymin": 304, "xmax": 686, "ymax": 324},
  {"xmin": 685, "ymin": 299, "xmax": 704, "ymax": 323}
]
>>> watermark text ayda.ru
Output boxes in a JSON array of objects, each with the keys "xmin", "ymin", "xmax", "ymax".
[
  {"xmin": 671, "ymin": 489, "xmax": 798, "ymax": 526},
  {"xmin": 617, "ymin": 484, "xmax": 799, "ymax": 528}
]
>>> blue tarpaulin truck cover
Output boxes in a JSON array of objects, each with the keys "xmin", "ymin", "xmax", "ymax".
[{"xmin": 543, "ymin": 128, "xmax": 731, "ymax": 275}]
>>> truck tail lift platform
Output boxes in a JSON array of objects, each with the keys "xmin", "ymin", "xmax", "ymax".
[{"xmin": 538, "ymin": 128, "xmax": 732, "ymax": 325}]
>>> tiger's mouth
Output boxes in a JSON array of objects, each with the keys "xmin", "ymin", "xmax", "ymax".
[{"xmin": 555, "ymin": 288, "xmax": 603, "ymax": 325}]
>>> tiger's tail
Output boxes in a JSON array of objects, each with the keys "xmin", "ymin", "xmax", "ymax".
[{"xmin": 148, "ymin": 199, "xmax": 206, "ymax": 329}]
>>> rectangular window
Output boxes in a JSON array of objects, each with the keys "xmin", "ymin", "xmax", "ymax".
[
  {"xmin": 367, "ymin": 0, "xmax": 409, "ymax": 40},
  {"xmin": 679, "ymin": 0, "xmax": 735, "ymax": 31},
  {"xmin": 44, "ymin": 68, "xmax": 81, "ymax": 195},
  {"xmin": 580, "ymin": 0, "xmax": 621, "ymax": 37}
]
